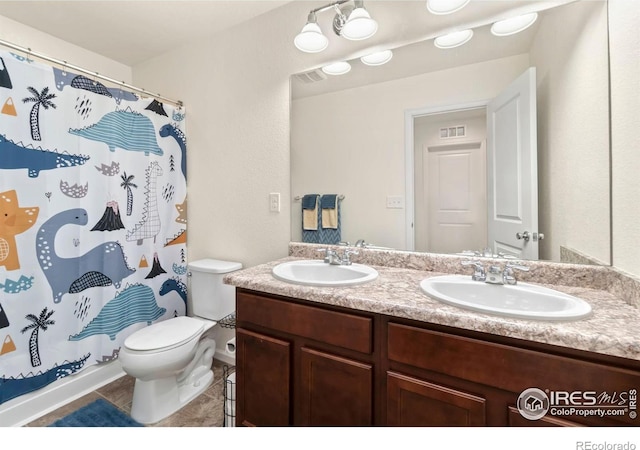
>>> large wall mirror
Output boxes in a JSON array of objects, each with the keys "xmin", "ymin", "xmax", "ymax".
[{"xmin": 290, "ymin": 0, "xmax": 611, "ymax": 265}]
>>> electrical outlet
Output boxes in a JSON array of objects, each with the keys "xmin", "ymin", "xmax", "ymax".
[
  {"xmin": 386, "ymin": 196, "xmax": 404, "ymax": 209},
  {"xmin": 269, "ymin": 193, "xmax": 281, "ymax": 212}
]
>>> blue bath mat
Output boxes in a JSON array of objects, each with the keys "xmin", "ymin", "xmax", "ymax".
[{"xmin": 48, "ymin": 398, "xmax": 144, "ymax": 427}]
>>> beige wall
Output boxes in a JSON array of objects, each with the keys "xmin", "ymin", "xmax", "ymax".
[
  {"xmin": 8, "ymin": 0, "xmax": 632, "ymax": 275},
  {"xmin": 610, "ymin": 0, "xmax": 640, "ymax": 276},
  {"xmin": 132, "ymin": 6, "xmax": 308, "ymax": 269},
  {"xmin": 0, "ymin": 15, "xmax": 132, "ymax": 84},
  {"xmin": 530, "ymin": 0, "xmax": 610, "ymax": 264},
  {"xmin": 291, "ymin": 54, "xmax": 529, "ymax": 250},
  {"xmin": 131, "ymin": 1, "xmax": 387, "ymax": 269},
  {"xmin": 132, "ymin": 1, "xmax": 626, "ymax": 272}
]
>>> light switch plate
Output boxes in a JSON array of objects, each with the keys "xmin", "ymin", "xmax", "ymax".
[{"xmin": 269, "ymin": 193, "xmax": 280, "ymax": 212}]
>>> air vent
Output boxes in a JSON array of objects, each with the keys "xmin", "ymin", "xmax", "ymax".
[
  {"xmin": 294, "ymin": 69, "xmax": 327, "ymax": 84},
  {"xmin": 440, "ymin": 125, "xmax": 466, "ymax": 139}
]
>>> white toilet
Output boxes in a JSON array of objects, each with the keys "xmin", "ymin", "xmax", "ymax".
[{"xmin": 119, "ymin": 258, "xmax": 242, "ymax": 424}]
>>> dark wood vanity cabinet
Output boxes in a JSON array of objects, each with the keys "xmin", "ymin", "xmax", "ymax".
[
  {"xmin": 386, "ymin": 322, "xmax": 639, "ymax": 427},
  {"xmin": 236, "ymin": 289, "xmax": 377, "ymax": 426},
  {"xmin": 236, "ymin": 288, "xmax": 640, "ymax": 427}
]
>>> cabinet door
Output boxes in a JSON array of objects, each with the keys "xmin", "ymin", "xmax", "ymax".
[
  {"xmin": 236, "ymin": 328, "xmax": 291, "ymax": 426},
  {"xmin": 387, "ymin": 372, "xmax": 486, "ymax": 426},
  {"xmin": 298, "ymin": 347, "xmax": 373, "ymax": 426}
]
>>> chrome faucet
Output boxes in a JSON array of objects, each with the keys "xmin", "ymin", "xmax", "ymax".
[
  {"xmin": 340, "ymin": 249, "xmax": 359, "ymax": 265},
  {"xmin": 317, "ymin": 248, "xmax": 359, "ymax": 265},
  {"xmin": 502, "ymin": 263, "xmax": 529, "ymax": 285},
  {"xmin": 485, "ymin": 265, "xmax": 504, "ymax": 284},
  {"xmin": 318, "ymin": 248, "xmax": 341, "ymax": 265},
  {"xmin": 461, "ymin": 260, "xmax": 486, "ymax": 282},
  {"xmin": 462, "ymin": 261, "xmax": 529, "ymax": 285}
]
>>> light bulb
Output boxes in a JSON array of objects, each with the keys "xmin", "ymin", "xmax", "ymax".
[
  {"xmin": 434, "ymin": 29, "xmax": 474, "ymax": 49},
  {"xmin": 294, "ymin": 14, "xmax": 328, "ymax": 53},
  {"xmin": 341, "ymin": 6, "xmax": 378, "ymax": 40},
  {"xmin": 491, "ymin": 13, "xmax": 538, "ymax": 37},
  {"xmin": 361, "ymin": 50, "xmax": 393, "ymax": 66},
  {"xmin": 322, "ymin": 61, "xmax": 352, "ymax": 75},
  {"xmin": 427, "ymin": 0, "xmax": 471, "ymax": 15}
]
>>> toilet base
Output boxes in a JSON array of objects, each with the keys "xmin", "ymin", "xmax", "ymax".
[
  {"xmin": 130, "ymin": 370, "xmax": 214, "ymax": 424},
  {"xmin": 128, "ymin": 338, "xmax": 216, "ymax": 424}
]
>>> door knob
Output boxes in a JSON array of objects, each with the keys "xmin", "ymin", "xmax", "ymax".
[{"xmin": 516, "ymin": 231, "xmax": 544, "ymax": 242}]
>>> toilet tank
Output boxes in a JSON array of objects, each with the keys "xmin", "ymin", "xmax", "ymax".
[{"xmin": 187, "ymin": 258, "xmax": 242, "ymax": 321}]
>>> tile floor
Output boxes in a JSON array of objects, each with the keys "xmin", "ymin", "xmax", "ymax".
[{"xmin": 25, "ymin": 360, "xmax": 232, "ymax": 427}]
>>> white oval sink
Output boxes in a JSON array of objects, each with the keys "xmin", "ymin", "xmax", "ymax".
[
  {"xmin": 272, "ymin": 260, "xmax": 378, "ymax": 287},
  {"xmin": 420, "ymin": 275, "xmax": 592, "ymax": 321}
]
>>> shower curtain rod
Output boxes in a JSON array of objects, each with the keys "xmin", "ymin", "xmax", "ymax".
[{"xmin": 0, "ymin": 37, "xmax": 183, "ymax": 108}]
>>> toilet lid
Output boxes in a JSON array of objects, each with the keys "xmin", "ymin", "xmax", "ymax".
[{"xmin": 124, "ymin": 316, "xmax": 205, "ymax": 352}]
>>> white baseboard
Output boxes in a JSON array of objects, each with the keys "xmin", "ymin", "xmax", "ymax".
[
  {"xmin": 214, "ymin": 351, "xmax": 236, "ymax": 367},
  {"xmin": 0, "ymin": 360, "xmax": 125, "ymax": 427}
]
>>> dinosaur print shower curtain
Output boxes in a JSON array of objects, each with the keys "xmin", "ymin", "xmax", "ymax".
[{"xmin": 0, "ymin": 50, "xmax": 187, "ymax": 405}]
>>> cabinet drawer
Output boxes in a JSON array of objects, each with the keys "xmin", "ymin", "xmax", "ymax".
[
  {"xmin": 237, "ymin": 291, "xmax": 372, "ymax": 354},
  {"xmin": 388, "ymin": 323, "xmax": 640, "ymax": 399}
]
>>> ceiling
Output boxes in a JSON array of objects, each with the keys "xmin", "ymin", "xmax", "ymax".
[
  {"xmin": 0, "ymin": 1, "xmax": 292, "ymax": 66},
  {"xmin": 0, "ymin": 0, "xmax": 577, "ymax": 97},
  {"xmin": 290, "ymin": 0, "xmax": 577, "ymax": 99}
]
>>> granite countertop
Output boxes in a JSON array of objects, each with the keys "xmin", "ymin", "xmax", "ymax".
[{"xmin": 225, "ymin": 256, "xmax": 640, "ymax": 362}]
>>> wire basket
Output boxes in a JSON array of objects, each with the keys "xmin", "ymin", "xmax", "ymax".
[
  {"xmin": 218, "ymin": 312, "xmax": 236, "ymax": 329},
  {"xmin": 223, "ymin": 364, "xmax": 236, "ymax": 427}
]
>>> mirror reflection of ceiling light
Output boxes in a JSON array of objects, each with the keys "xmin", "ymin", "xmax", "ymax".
[
  {"xmin": 427, "ymin": 0, "xmax": 471, "ymax": 15},
  {"xmin": 322, "ymin": 61, "xmax": 352, "ymax": 75},
  {"xmin": 491, "ymin": 12, "xmax": 539, "ymax": 36},
  {"xmin": 294, "ymin": 12, "xmax": 329, "ymax": 53},
  {"xmin": 361, "ymin": 49, "xmax": 393, "ymax": 66},
  {"xmin": 434, "ymin": 29, "xmax": 474, "ymax": 49}
]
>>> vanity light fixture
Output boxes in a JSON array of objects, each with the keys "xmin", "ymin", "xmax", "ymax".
[
  {"xmin": 294, "ymin": 12, "xmax": 329, "ymax": 53},
  {"xmin": 294, "ymin": 0, "xmax": 378, "ymax": 53},
  {"xmin": 434, "ymin": 29, "xmax": 474, "ymax": 49},
  {"xmin": 341, "ymin": 0, "xmax": 378, "ymax": 41},
  {"xmin": 491, "ymin": 12, "xmax": 539, "ymax": 36},
  {"xmin": 427, "ymin": 0, "xmax": 471, "ymax": 15},
  {"xmin": 360, "ymin": 49, "xmax": 393, "ymax": 66},
  {"xmin": 322, "ymin": 61, "xmax": 352, "ymax": 75}
]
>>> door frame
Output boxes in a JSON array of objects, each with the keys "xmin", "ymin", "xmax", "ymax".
[{"xmin": 404, "ymin": 100, "xmax": 489, "ymax": 251}]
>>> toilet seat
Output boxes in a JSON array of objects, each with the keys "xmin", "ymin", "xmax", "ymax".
[{"xmin": 124, "ymin": 316, "xmax": 205, "ymax": 353}]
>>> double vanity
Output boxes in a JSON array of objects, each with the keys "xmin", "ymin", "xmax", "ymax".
[{"xmin": 224, "ymin": 243, "xmax": 640, "ymax": 427}]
